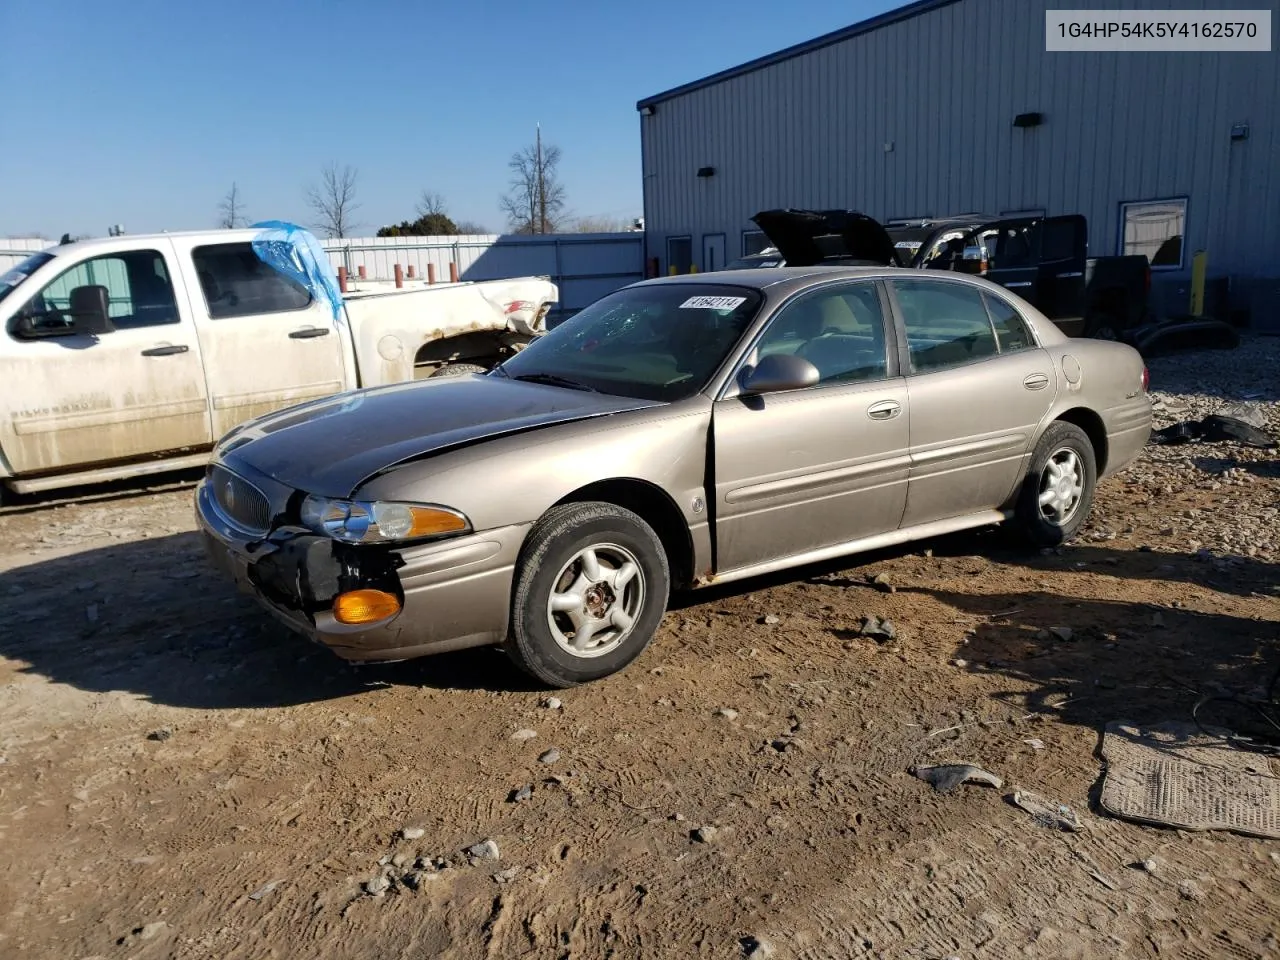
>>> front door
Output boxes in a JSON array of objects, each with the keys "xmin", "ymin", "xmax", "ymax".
[
  {"xmin": 0, "ymin": 242, "xmax": 212, "ymax": 474},
  {"xmin": 887, "ymin": 277, "xmax": 1057, "ymax": 527},
  {"xmin": 983, "ymin": 215, "xmax": 1088, "ymax": 335},
  {"xmin": 169, "ymin": 238, "xmax": 349, "ymax": 441},
  {"xmin": 712, "ymin": 280, "xmax": 910, "ymax": 572}
]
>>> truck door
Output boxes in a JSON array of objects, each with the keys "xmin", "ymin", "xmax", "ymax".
[
  {"xmin": 0, "ymin": 241, "xmax": 212, "ymax": 475},
  {"xmin": 170, "ymin": 238, "xmax": 349, "ymax": 442},
  {"xmin": 984, "ymin": 216, "xmax": 1088, "ymax": 335}
]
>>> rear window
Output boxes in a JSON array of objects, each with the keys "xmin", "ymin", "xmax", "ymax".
[{"xmin": 192, "ymin": 243, "xmax": 313, "ymax": 318}]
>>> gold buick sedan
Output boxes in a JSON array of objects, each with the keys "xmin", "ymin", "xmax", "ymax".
[{"xmin": 197, "ymin": 264, "xmax": 1152, "ymax": 687}]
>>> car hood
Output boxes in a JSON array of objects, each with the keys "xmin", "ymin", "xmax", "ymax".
[
  {"xmin": 750, "ymin": 209, "xmax": 896, "ymax": 267},
  {"xmin": 219, "ymin": 375, "xmax": 662, "ymax": 498}
]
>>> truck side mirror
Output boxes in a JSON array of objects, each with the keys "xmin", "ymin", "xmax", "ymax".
[{"xmin": 68, "ymin": 285, "xmax": 115, "ymax": 335}]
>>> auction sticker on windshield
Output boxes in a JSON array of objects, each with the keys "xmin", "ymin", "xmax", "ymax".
[{"xmin": 680, "ymin": 296, "xmax": 746, "ymax": 310}]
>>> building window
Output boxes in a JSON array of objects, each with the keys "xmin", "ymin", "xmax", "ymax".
[
  {"xmin": 741, "ymin": 230, "xmax": 771, "ymax": 257},
  {"xmin": 666, "ymin": 236, "xmax": 693, "ymax": 274},
  {"xmin": 1119, "ymin": 198, "xmax": 1186, "ymax": 270}
]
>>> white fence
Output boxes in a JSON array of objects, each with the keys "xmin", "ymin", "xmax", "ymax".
[{"xmin": 1, "ymin": 232, "xmax": 646, "ymax": 322}]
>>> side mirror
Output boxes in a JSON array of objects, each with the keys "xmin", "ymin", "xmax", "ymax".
[
  {"xmin": 68, "ymin": 285, "xmax": 115, "ymax": 335},
  {"xmin": 740, "ymin": 352, "xmax": 820, "ymax": 395}
]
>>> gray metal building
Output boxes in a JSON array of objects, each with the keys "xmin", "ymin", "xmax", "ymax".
[{"xmin": 636, "ymin": 0, "xmax": 1278, "ymax": 322}]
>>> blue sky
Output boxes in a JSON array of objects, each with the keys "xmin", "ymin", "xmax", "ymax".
[{"xmin": 0, "ymin": 0, "xmax": 899, "ymax": 238}]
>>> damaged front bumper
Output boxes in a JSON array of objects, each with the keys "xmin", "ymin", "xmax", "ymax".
[{"xmin": 194, "ymin": 464, "xmax": 529, "ymax": 663}]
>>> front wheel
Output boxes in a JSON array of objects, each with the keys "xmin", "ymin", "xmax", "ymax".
[
  {"xmin": 506, "ymin": 502, "xmax": 670, "ymax": 687},
  {"xmin": 1011, "ymin": 421, "xmax": 1097, "ymax": 547}
]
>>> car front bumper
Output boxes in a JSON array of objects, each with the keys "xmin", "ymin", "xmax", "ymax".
[{"xmin": 195, "ymin": 468, "xmax": 530, "ymax": 663}]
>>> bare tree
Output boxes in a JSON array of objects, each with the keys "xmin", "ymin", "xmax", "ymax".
[
  {"xmin": 415, "ymin": 190, "xmax": 448, "ymax": 219},
  {"xmin": 499, "ymin": 126, "xmax": 566, "ymax": 234},
  {"xmin": 216, "ymin": 182, "xmax": 247, "ymax": 229},
  {"xmin": 306, "ymin": 163, "xmax": 361, "ymax": 238},
  {"xmin": 453, "ymin": 220, "xmax": 491, "ymax": 235}
]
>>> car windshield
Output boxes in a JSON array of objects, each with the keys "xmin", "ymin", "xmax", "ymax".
[
  {"xmin": 497, "ymin": 283, "xmax": 763, "ymax": 401},
  {"xmin": 0, "ymin": 251, "xmax": 54, "ymax": 306}
]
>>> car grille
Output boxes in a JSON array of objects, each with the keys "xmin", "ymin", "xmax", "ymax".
[{"xmin": 209, "ymin": 465, "xmax": 272, "ymax": 536}]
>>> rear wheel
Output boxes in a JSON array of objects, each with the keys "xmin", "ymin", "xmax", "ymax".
[
  {"xmin": 506, "ymin": 502, "xmax": 670, "ymax": 687},
  {"xmin": 427, "ymin": 362, "xmax": 489, "ymax": 378},
  {"xmin": 1012, "ymin": 421, "xmax": 1097, "ymax": 546}
]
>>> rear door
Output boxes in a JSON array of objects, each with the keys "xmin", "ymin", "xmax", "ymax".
[
  {"xmin": 0, "ymin": 242, "xmax": 211, "ymax": 474},
  {"xmin": 886, "ymin": 277, "xmax": 1057, "ymax": 527},
  {"xmin": 983, "ymin": 215, "xmax": 1088, "ymax": 335},
  {"xmin": 169, "ymin": 238, "xmax": 349, "ymax": 441}
]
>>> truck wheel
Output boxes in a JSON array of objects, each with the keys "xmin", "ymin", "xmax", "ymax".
[
  {"xmin": 1011, "ymin": 421, "xmax": 1097, "ymax": 547},
  {"xmin": 428, "ymin": 362, "xmax": 489, "ymax": 378},
  {"xmin": 505, "ymin": 502, "xmax": 670, "ymax": 688},
  {"xmin": 1084, "ymin": 314, "xmax": 1120, "ymax": 341}
]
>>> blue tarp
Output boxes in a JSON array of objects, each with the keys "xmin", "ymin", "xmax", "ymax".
[{"xmin": 249, "ymin": 220, "xmax": 345, "ymax": 323}]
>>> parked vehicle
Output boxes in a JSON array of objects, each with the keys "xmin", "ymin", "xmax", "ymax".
[
  {"xmin": 727, "ymin": 209, "xmax": 1152, "ymax": 340},
  {"xmin": 197, "ymin": 265, "xmax": 1152, "ymax": 687},
  {"xmin": 0, "ymin": 226, "xmax": 557, "ymax": 497}
]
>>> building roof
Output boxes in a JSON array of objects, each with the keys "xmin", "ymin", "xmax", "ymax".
[{"xmin": 636, "ymin": 0, "xmax": 964, "ymax": 109}]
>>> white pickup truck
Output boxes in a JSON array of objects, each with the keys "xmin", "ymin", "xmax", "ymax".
[{"xmin": 0, "ymin": 226, "xmax": 558, "ymax": 498}]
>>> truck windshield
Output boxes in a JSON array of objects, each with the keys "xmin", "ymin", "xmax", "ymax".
[
  {"xmin": 497, "ymin": 283, "xmax": 764, "ymax": 402},
  {"xmin": 0, "ymin": 252, "xmax": 54, "ymax": 306}
]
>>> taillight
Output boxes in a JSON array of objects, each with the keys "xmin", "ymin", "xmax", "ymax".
[
  {"xmin": 1141, "ymin": 366, "xmax": 1150, "ymax": 392},
  {"xmin": 504, "ymin": 300, "xmax": 532, "ymax": 314},
  {"xmin": 1144, "ymin": 266, "xmax": 1151, "ymax": 294}
]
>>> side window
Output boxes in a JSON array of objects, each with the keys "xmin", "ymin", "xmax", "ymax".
[
  {"xmin": 994, "ymin": 224, "xmax": 1037, "ymax": 269},
  {"xmin": 891, "ymin": 279, "xmax": 998, "ymax": 373},
  {"xmin": 984, "ymin": 293, "xmax": 1036, "ymax": 353},
  {"xmin": 16, "ymin": 249, "xmax": 178, "ymax": 332},
  {"xmin": 753, "ymin": 283, "xmax": 889, "ymax": 385},
  {"xmin": 192, "ymin": 243, "xmax": 313, "ymax": 319},
  {"xmin": 1040, "ymin": 219, "xmax": 1082, "ymax": 262}
]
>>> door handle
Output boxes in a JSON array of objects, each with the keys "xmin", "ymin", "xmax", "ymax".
[
  {"xmin": 140, "ymin": 344, "xmax": 189, "ymax": 357},
  {"xmin": 1056, "ymin": 271, "xmax": 1084, "ymax": 278},
  {"xmin": 867, "ymin": 400, "xmax": 901, "ymax": 420},
  {"xmin": 289, "ymin": 326, "xmax": 330, "ymax": 339},
  {"xmin": 1023, "ymin": 373, "xmax": 1050, "ymax": 390},
  {"xmin": 1004, "ymin": 281, "xmax": 1033, "ymax": 288}
]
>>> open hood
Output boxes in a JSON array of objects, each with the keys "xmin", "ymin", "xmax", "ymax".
[{"xmin": 750, "ymin": 209, "xmax": 896, "ymax": 267}]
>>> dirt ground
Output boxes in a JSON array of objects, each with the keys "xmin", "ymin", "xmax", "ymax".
[{"xmin": 2, "ymin": 344, "xmax": 1278, "ymax": 959}]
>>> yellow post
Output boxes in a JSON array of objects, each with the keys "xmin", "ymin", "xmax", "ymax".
[
  {"xmin": 689, "ymin": 264, "xmax": 698, "ymax": 274},
  {"xmin": 668, "ymin": 264, "xmax": 677, "ymax": 276},
  {"xmin": 1190, "ymin": 250, "xmax": 1207, "ymax": 316}
]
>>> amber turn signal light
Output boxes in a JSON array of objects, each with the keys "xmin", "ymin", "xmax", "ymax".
[{"xmin": 333, "ymin": 589, "xmax": 402, "ymax": 625}]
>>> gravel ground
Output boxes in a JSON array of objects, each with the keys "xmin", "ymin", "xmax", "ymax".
[
  {"xmin": 0, "ymin": 336, "xmax": 1277, "ymax": 959},
  {"xmin": 1137, "ymin": 335, "xmax": 1280, "ymax": 560}
]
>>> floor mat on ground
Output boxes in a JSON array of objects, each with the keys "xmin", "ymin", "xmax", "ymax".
[{"xmin": 1099, "ymin": 721, "xmax": 1280, "ymax": 839}]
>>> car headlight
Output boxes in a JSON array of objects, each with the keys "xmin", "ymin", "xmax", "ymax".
[{"xmin": 299, "ymin": 496, "xmax": 471, "ymax": 544}]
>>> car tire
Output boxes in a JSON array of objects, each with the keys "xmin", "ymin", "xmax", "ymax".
[
  {"xmin": 1011, "ymin": 421, "xmax": 1097, "ymax": 547},
  {"xmin": 428, "ymin": 362, "xmax": 489, "ymax": 378},
  {"xmin": 506, "ymin": 502, "xmax": 670, "ymax": 687}
]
